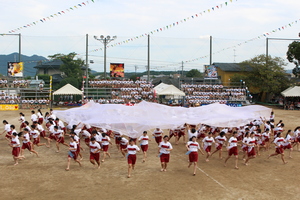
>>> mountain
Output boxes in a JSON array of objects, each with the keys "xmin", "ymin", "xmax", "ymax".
[{"xmin": 0, "ymin": 52, "xmax": 47, "ymax": 77}]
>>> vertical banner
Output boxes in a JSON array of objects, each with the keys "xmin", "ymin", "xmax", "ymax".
[
  {"xmin": 204, "ymin": 65, "xmax": 218, "ymax": 79},
  {"xmin": 7, "ymin": 62, "xmax": 24, "ymax": 77},
  {"xmin": 110, "ymin": 63, "xmax": 124, "ymax": 77}
]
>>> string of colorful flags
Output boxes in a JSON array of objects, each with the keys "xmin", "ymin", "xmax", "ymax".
[
  {"xmin": 88, "ymin": 0, "xmax": 238, "ymax": 53},
  {"xmin": 149, "ymin": 18, "xmax": 300, "ymax": 70},
  {"xmin": 1, "ymin": 0, "xmax": 96, "ymax": 34}
]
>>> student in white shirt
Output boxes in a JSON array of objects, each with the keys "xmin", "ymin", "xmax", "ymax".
[
  {"xmin": 138, "ymin": 131, "xmax": 150, "ymax": 162},
  {"xmin": 66, "ymin": 136, "xmax": 82, "ymax": 171},
  {"xmin": 186, "ymin": 136, "xmax": 203, "ymax": 176},
  {"xmin": 126, "ymin": 139, "xmax": 140, "ymax": 178},
  {"xmin": 224, "ymin": 131, "xmax": 239, "ymax": 169},
  {"xmin": 158, "ymin": 135, "xmax": 173, "ymax": 172}
]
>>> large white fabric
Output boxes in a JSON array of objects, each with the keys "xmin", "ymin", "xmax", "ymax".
[
  {"xmin": 54, "ymin": 101, "xmax": 271, "ymax": 138},
  {"xmin": 281, "ymin": 86, "xmax": 300, "ymax": 97}
]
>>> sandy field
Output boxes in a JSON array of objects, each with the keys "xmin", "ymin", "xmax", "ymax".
[{"xmin": 0, "ymin": 106, "xmax": 299, "ymax": 200}]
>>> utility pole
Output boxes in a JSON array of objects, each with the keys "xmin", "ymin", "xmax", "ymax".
[
  {"xmin": 181, "ymin": 61, "xmax": 184, "ymax": 77},
  {"xmin": 209, "ymin": 35, "xmax": 212, "ymax": 65},
  {"xmin": 135, "ymin": 65, "xmax": 138, "ymax": 75},
  {"xmin": 85, "ymin": 34, "xmax": 89, "ymax": 97},
  {"xmin": 147, "ymin": 34, "xmax": 150, "ymax": 82}
]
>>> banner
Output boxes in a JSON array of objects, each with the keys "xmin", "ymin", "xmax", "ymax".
[
  {"xmin": 7, "ymin": 62, "xmax": 24, "ymax": 77},
  {"xmin": 110, "ymin": 63, "xmax": 124, "ymax": 77},
  {"xmin": 0, "ymin": 104, "xmax": 19, "ymax": 110},
  {"xmin": 204, "ymin": 65, "xmax": 218, "ymax": 79}
]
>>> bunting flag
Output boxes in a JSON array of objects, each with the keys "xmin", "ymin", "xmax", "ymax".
[
  {"xmin": 7, "ymin": 0, "xmax": 95, "ymax": 34},
  {"xmin": 88, "ymin": 0, "xmax": 238, "ymax": 53}
]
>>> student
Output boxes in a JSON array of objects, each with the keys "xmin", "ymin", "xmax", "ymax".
[
  {"xmin": 138, "ymin": 131, "xmax": 150, "ymax": 162},
  {"xmin": 9, "ymin": 132, "xmax": 24, "ymax": 165},
  {"xmin": 21, "ymin": 128, "xmax": 39, "ymax": 157},
  {"xmin": 282, "ymin": 130, "xmax": 293, "ymax": 158},
  {"xmin": 262, "ymin": 128, "xmax": 271, "ymax": 151},
  {"xmin": 158, "ymin": 135, "xmax": 173, "ymax": 172},
  {"xmin": 113, "ymin": 131, "xmax": 121, "ymax": 151},
  {"xmin": 89, "ymin": 137, "xmax": 102, "ymax": 169},
  {"xmin": 65, "ymin": 136, "xmax": 82, "ymax": 171},
  {"xmin": 118, "ymin": 136, "xmax": 129, "ymax": 158},
  {"xmin": 37, "ymin": 109, "xmax": 44, "ymax": 125},
  {"xmin": 126, "ymin": 139, "xmax": 140, "ymax": 178},
  {"xmin": 31, "ymin": 111, "xmax": 38, "ymax": 123},
  {"xmin": 241, "ymin": 132, "xmax": 250, "ymax": 160},
  {"xmin": 268, "ymin": 132, "xmax": 288, "ymax": 164},
  {"xmin": 100, "ymin": 133, "xmax": 112, "ymax": 162},
  {"xmin": 211, "ymin": 131, "xmax": 227, "ymax": 159},
  {"xmin": 18, "ymin": 113, "xmax": 26, "ymax": 131},
  {"xmin": 244, "ymin": 132, "xmax": 256, "ymax": 165},
  {"xmin": 81, "ymin": 129, "xmax": 91, "ymax": 147},
  {"xmin": 2, "ymin": 120, "xmax": 11, "ymax": 141},
  {"xmin": 186, "ymin": 136, "xmax": 204, "ymax": 176},
  {"xmin": 70, "ymin": 132, "xmax": 83, "ymax": 160},
  {"xmin": 153, "ymin": 127, "xmax": 163, "ymax": 145},
  {"xmin": 224, "ymin": 131, "xmax": 239, "ymax": 169},
  {"xmin": 53, "ymin": 126, "xmax": 68, "ymax": 153},
  {"xmin": 202, "ymin": 132, "xmax": 215, "ymax": 162},
  {"xmin": 30, "ymin": 125, "xmax": 47, "ymax": 149}
]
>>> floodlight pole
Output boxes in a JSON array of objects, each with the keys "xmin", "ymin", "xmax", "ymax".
[
  {"xmin": 0, "ymin": 33, "xmax": 21, "ymax": 62},
  {"xmin": 94, "ymin": 35, "xmax": 117, "ymax": 78}
]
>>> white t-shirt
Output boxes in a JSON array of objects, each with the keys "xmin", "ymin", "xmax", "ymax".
[
  {"xmin": 101, "ymin": 136, "xmax": 110, "ymax": 145},
  {"xmin": 202, "ymin": 136, "xmax": 215, "ymax": 146},
  {"xmin": 188, "ymin": 130, "xmax": 197, "ymax": 139},
  {"xmin": 158, "ymin": 141, "xmax": 173, "ymax": 154},
  {"xmin": 247, "ymin": 137, "xmax": 256, "ymax": 152},
  {"xmin": 120, "ymin": 137, "xmax": 128, "ymax": 145},
  {"xmin": 215, "ymin": 135, "xmax": 227, "ymax": 144},
  {"xmin": 82, "ymin": 130, "xmax": 91, "ymax": 139},
  {"xmin": 53, "ymin": 130, "xmax": 64, "ymax": 138},
  {"xmin": 283, "ymin": 135, "xmax": 292, "ymax": 146},
  {"xmin": 153, "ymin": 129, "xmax": 163, "ymax": 137},
  {"xmin": 4, "ymin": 124, "xmax": 11, "ymax": 132},
  {"xmin": 228, "ymin": 137, "xmax": 238, "ymax": 149},
  {"xmin": 187, "ymin": 141, "xmax": 200, "ymax": 152},
  {"xmin": 22, "ymin": 133, "xmax": 30, "ymax": 143},
  {"xmin": 69, "ymin": 141, "xmax": 77, "ymax": 152},
  {"xmin": 89, "ymin": 141, "xmax": 101, "ymax": 153},
  {"xmin": 30, "ymin": 130, "xmax": 40, "ymax": 139},
  {"xmin": 138, "ymin": 135, "xmax": 149, "ymax": 145},
  {"xmin": 31, "ymin": 114, "xmax": 38, "ymax": 122},
  {"xmin": 274, "ymin": 137, "xmax": 284, "ymax": 148},
  {"xmin": 11, "ymin": 137, "xmax": 20, "ymax": 147},
  {"xmin": 127, "ymin": 144, "xmax": 140, "ymax": 155}
]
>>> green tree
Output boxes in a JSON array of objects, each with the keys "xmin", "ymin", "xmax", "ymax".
[
  {"xmin": 186, "ymin": 69, "xmax": 202, "ymax": 78},
  {"xmin": 231, "ymin": 54, "xmax": 291, "ymax": 101},
  {"xmin": 48, "ymin": 52, "xmax": 85, "ymax": 89},
  {"xmin": 287, "ymin": 41, "xmax": 300, "ymax": 77}
]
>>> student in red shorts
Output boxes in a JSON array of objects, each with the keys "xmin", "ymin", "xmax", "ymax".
[
  {"xmin": 244, "ymin": 132, "xmax": 256, "ymax": 166},
  {"xmin": 224, "ymin": 131, "xmax": 239, "ymax": 169},
  {"xmin": 158, "ymin": 135, "xmax": 173, "ymax": 172},
  {"xmin": 89, "ymin": 137, "xmax": 102, "ymax": 169},
  {"xmin": 9, "ymin": 132, "xmax": 24, "ymax": 165},
  {"xmin": 126, "ymin": 139, "xmax": 140, "ymax": 178},
  {"xmin": 186, "ymin": 136, "xmax": 204, "ymax": 176},
  {"xmin": 202, "ymin": 132, "xmax": 215, "ymax": 162},
  {"xmin": 21, "ymin": 128, "xmax": 39, "ymax": 158},
  {"xmin": 138, "ymin": 131, "xmax": 150, "ymax": 162}
]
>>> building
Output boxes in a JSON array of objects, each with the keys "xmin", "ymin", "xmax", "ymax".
[
  {"xmin": 213, "ymin": 62, "xmax": 252, "ymax": 86},
  {"xmin": 34, "ymin": 60, "xmax": 64, "ymax": 83}
]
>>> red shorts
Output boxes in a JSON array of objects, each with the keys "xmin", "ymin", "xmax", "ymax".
[
  {"xmin": 90, "ymin": 152, "xmax": 100, "ymax": 162},
  {"xmin": 275, "ymin": 147, "xmax": 284, "ymax": 154},
  {"xmin": 228, "ymin": 146, "xmax": 238, "ymax": 156},
  {"xmin": 20, "ymin": 123, "xmax": 26, "ymax": 128},
  {"xmin": 264, "ymin": 138, "xmax": 270, "ymax": 142},
  {"xmin": 38, "ymin": 118, "xmax": 43, "ymax": 124},
  {"xmin": 40, "ymin": 130, "xmax": 46, "ymax": 138},
  {"xmin": 242, "ymin": 146, "xmax": 248, "ymax": 152},
  {"xmin": 84, "ymin": 138, "xmax": 90, "ymax": 144},
  {"xmin": 115, "ymin": 138, "xmax": 120, "ymax": 145},
  {"xmin": 205, "ymin": 146, "xmax": 211, "ymax": 153},
  {"xmin": 102, "ymin": 145, "xmax": 109, "ymax": 152},
  {"xmin": 160, "ymin": 153, "xmax": 170, "ymax": 163},
  {"xmin": 155, "ymin": 136, "xmax": 162, "ymax": 144},
  {"xmin": 216, "ymin": 144, "xmax": 223, "ymax": 150},
  {"xmin": 49, "ymin": 134, "xmax": 56, "ymax": 140},
  {"xmin": 247, "ymin": 148, "xmax": 256, "ymax": 157},
  {"xmin": 5, "ymin": 131, "xmax": 12, "ymax": 139},
  {"xmin": 127, "ymin": 154, "xmax": 137, "ymax": 164},
  {"xmin": 62, "ymin": 127, "xmax": 66, "ymax": 133},
  {"xmin": 12, "ymin": 147, "xmax": 20, "ymax": 157},
  {"xmin": 76, "ymin": 143, "xmax": 81, "ymax": 153},
  {"xmin": 189, "ymin": 152, "xmax": 198, "ymax": 162},
  {"xmin": 120, "ymin": 144, "xmax": 127, "ymax": 150},
  {"xmin": 33, "ymin": 137, "xmax": 40, "ymax": 145},
  {"xmin": 237, "ymin": 136, "xmax": 242, "ymax": 141},
  {"xmin": 22, "ymin": 142, "xmax": 32, "ymax": 150},
  {"xmin": 178, "ymin": 131, "xmax": 185, "ymax": 137},
  {"xmin": 68, "ymin": 151, "xmax": 78, "ymax": 160},
  {"xmin": 260, "ymin": 141, "xmax": 265, "ymax": 146},
  {"xmin": 283, "ymin": 144, "xmax": 292, "ymax": 150},
  {"xmin": 56, "ymin": 137, "xmax": 65, "ymax": 144},
  {"xmin": 141, "ymin": 144, "xmax": 148, "ymax": 152},
  {"xmin": 197, "ymin": 133, "xmax": 205, "ymax": 139}
]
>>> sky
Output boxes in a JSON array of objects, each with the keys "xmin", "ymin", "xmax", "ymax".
[{"xmin": 1, "ymin": 0, "xmax": 300, "ymax": 73}]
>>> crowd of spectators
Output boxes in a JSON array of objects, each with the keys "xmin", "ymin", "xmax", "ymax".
[
  {"xmin": 0, "ymin": 91, "xmax": 20, "ymax": 104},
  {"xmin": 181, "ymin": 83, "xmax": 247, "ymax": 105},
  {"xmin": 0, "ymin": 79, "xmax": 30, "ymax": 88}
]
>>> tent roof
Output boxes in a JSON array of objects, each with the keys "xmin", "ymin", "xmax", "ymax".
[
  {"xmin": 281, "ymin": 86, "xmax": 300, "ymax": 97},
  {"xmin": 157, "ymin": 85, "xmax": 185, "ymax": 96},
  {"xmin": 53, "ymin": 84, "xmax": 83, "ymax": 95},
  {"xmin": 154, "ymin": 83, "xmax": 170, "ymax": 93}
]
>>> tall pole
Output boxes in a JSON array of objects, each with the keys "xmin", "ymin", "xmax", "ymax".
[
  {"xmin": 19, "ymin": 33, "xmax": 21, "ymax": 62},
  {"xmin": 147, "ymin": 34, "xmax": 150, "ymax": 82},
  {"xmin": 266, "ymin": 38, "xmax": 269, "ymax": 67},
  {"xmin": 181, "ymin": 61, "xmax": 184, "ymax": 77},
  {"xmin": 104, "ymin": 39, "xmax": 107, "ymax": 78},
  {"xmin": 209, "ymin": 35, "xmax": 212, "ymax": 65},
  {"xmin": 85, "ymin": 34, "xmax": 89, "ymax": 97}
]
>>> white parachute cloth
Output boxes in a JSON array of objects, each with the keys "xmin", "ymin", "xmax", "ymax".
[{"xmin": 54, "ymin": 101, "xmax": 271, "ymax": 138}]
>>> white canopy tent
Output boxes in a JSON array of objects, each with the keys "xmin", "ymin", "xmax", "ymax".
[
  {"xmin": 281, "ymin": 86, "xmax": 300, "ymax": 97},
  {"xmin": 154, "ymin": 83, "xmax": 185, "ymax": 99},
  {"xmin": 53, "ymin": 84, "xmax": 83, "ymax": 96}
]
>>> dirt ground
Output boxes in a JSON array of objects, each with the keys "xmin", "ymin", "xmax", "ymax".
[{"xmin": 0, "ymin": 106, "xmax": 299, "ymax": 200}]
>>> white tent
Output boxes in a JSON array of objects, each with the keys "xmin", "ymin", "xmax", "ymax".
[
  {"xmin": 53, "ymin": 84, "xmax": 83, "ymax": 96},
  {"xmin": 281, "ymin": 86, "xmax": 300, "ymax": 97},
  {"xmin": 154, "ymin": 83, "xmax": 185, "ymax": 99}
]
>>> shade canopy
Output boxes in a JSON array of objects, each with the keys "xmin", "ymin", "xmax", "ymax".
[
  {"xmin": 154, "ymin": 83, "xmax": 185, "ymax": 96},
  {"xmin": 53, "ymin": 84, "xmax": 83, "ymax": 96},
  {"xmin": 281, "ymin": 86, "xmax": 300, "ymax": 97}
]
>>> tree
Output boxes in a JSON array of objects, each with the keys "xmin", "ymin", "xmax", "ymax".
[
  {"xmin": 231, "ymin": 54, "xmax": 291, "ymax": 101},
  {"xmin": 186, "ymin": 69, "xmax": 202, "ymax": 78},
  {"xmin": 287, "ymin": 41, "xmax": 300, "ymax": 77},
  {"xmin": 48, "ymin": 52, "xmax": 85, "ymax": 89}
]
